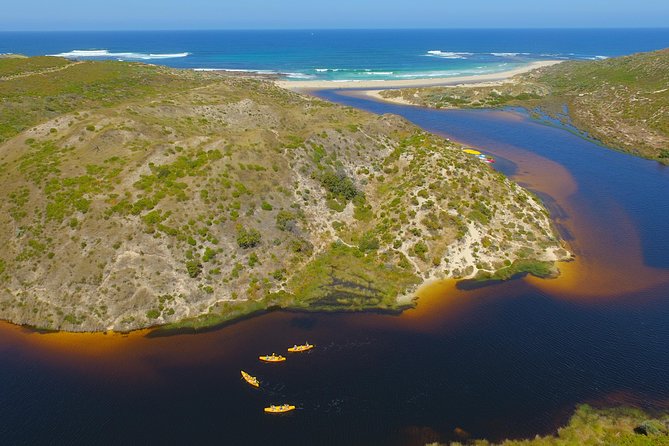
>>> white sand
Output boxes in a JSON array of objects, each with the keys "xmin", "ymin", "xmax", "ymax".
[{"xmin": 276, "ymin": 60, "xmax": 563, "ymax": 91}]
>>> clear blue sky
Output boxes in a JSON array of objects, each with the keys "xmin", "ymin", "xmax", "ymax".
[{"xmin": 1, "ymin": 0, "xmax": 668, "ymax": 31}]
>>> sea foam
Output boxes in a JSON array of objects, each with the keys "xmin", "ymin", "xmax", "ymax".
[
  {"xmin": 426, "ymin": 50, "xmax": 474, "ymax": 59},
  {"xmin": 489, "ymin": 52, "xmax": 530, "ymax": 57},
  {"xmin": 49, "ymin": 49, "xmax": 190, "ymax": 60},
  {"xmin": 193, "ymin": 68, "xmax": 278, "ymax": 74}
]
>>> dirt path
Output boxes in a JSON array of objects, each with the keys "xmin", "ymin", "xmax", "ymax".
[{"xmin": 0, "ymin": 61, "xmax": 84, "ymax": 81}]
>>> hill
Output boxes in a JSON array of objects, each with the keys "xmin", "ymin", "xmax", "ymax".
[
  {"xmin": 380, "ymin": 49, "xmax": 669, "ymax": 162},
  {"xmin": 0, "ymin": 57, "xmax": 568, "ymax": 331}
]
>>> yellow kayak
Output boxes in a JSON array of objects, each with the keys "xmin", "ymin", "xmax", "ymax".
[
  {"xmin": 264, "ymin": 404, "xmax": 296, "ymax": 414},
  {"xmin": 259, "ymin": 353, "xmax": 286, "ymax": 363},
  {"xmin": 287, "ymin": 342, "xmax": 314, "ymax": 353},
  {"xmin": 463, "ymin": 148, "xmax": 482, "ymax": 155},
  {"xmin": 240, "ymin": 370, "xmax": 260, "ymax": 388}
]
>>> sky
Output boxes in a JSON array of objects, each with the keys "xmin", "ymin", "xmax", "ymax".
[{"xmin": 1, "ymin": 0, "xmax": 668, "ymax": 31}]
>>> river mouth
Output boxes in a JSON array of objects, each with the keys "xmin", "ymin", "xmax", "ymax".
[{"xmin": 1, "ymin": 91, "xmax": 669, "ymax": 446}]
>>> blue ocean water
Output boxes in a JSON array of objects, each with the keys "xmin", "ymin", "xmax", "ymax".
[{"xmin": 1, "ymin": 29, "xmax": 668, "ymax": 81}]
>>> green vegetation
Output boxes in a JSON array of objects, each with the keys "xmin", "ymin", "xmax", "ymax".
[
  {"xmin": 286, "ymin": 243, "xmax": 420, "ymax": 311},
  {"xmin": 381, "ymin": 49, "xmax": 669, "ymax": 162},
  {"xmin": 440, "ymin": 405, "xmax": 669, "ymax": 446},
  {"xmin": 236, "ymin": 227, "xmax": 262, "ymax": 248},
  {"xmin": 0, "ymin": 56, "xmax": 70, "ymax": 77},
  {"xmin": 320, "ymin": 170, "xmax": 359, "ymax": 201},
  {"xmin": 276, "ymin": 210, "xmax": 297, "ymax": 231},
  {"xmin": 475, "ymin": 260, "xmax": 556, "ymax": 281},
  {"xmin": 154, "ymin": 298, "xmax": 277, "ymax": 333},
  {"xmin": 0, "ymin": 58, "xmax": 207, "ymax": 143}
]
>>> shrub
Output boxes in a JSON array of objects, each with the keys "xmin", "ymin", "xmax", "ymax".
[
  {"xmin": 413, "ymin": 241, "xmax": 428, "ymax": 259},
  {"xmin": 202, "ymin": 247, "xmax": 217, "ymax": 262},
  {"xmin": 186, "ymin": 260, "xmax": 202, "ymax": 278},
  {"xmin": 358, "ymin": 232, "xmax": 380, "ymax": 252},
  {"xmin": 237, "ymin": 227, "xmax": 261, "ymax": 248},
  {"xmin": 276, "ymin": 210, "xmax": 297, "ymax": 232},
  {"xmin": 320, "ymin": 171, "xmax": 358, "ymax": 201},
  {"xmin": 261, "ymin": 201, "xmax": 273, "ymax": 211}
]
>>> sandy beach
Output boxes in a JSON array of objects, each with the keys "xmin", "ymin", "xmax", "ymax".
[{"xmin": 276, "ymin": 60, "xmax": 563, "ymax": 91}]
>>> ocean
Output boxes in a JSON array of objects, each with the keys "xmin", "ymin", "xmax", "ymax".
[{"xmin": 1, "ymin": 28, "xmax": 669, "ymax": 81}]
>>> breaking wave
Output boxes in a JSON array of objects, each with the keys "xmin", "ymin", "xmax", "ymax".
[
  {"xmin": 489, "ymin": 52, "xmax": 531, "ymax": 57},
  {"xmin": 192, "ymin": 68, "xmax": 315, "ymax": 79},
  {"xmin": 426, "ymin": 50, "xmax": 608, "ymax": 61},
  {"xmin": 193, "ymin": 68, "xmax": 278, "ymax": 74},
  {"xmin": 49, "ymin": 49, "xmax": 190, "ymax": 60},
  {"xmin": 426, "ymin": 50, "xmax": 474, "ymax": 59}
]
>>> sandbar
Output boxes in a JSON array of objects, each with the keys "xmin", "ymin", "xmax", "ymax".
[{"xmin": 276, "ymin": 60, "xmax": 563, "ymax": 91}]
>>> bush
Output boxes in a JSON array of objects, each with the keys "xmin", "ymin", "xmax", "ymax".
[
  {"xmin": 237, "ymin": 227, "xmax": 261, "ymax": 248},
  {"xmin": 202, "ymin": 247, "xmax": 217, "ymax": 262},
  {"xmin": 261, "ymin": 201, "xmax": 273, "ymax": 211},
  {"xmin": 413, "ymin": 241, "xmax": 428, "ymax": 259},
  {"xmin": 358, "ymin": 232, "xmax": 380, "ymax": 252},
  {"xmin": 276, "ymin": 210, "xmax": 297, "ymax": 231},
  {"xmin": 186, "ymin": 260, "xmax": 202, "ymax": 278},
  {"xmin": 320, "ymin": 171, "xmax": 358, "ymax": 201}
]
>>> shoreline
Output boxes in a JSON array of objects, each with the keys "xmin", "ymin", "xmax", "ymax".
[{"xmin": 275, "ymin": 60, "xmax": 563, "ymax": 91}]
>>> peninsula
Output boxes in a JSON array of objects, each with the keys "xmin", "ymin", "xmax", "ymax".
[{"xmin": 0, "ymin": 56, "xmax": 569, "ymax": 332}]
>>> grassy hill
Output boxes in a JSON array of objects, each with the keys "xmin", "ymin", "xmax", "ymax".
[
  {"xmin": 0, "ymin": 57, "xmax": 568, "ymax": 332},
  {"xmin": 380, "ymin": 49, "xmax": 669, "ymax": 162}
]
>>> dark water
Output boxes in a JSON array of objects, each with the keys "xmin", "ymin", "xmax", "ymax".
[
  {"xmin": 1, "ymin": 93, "xmax": 669, "ymax": 445},
  {"xmin": 2, "ymin": 29, "xmax": 669, "ymax": 80}
]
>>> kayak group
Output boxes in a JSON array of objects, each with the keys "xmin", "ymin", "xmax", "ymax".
[{"xmin": 241, "ymin": 342, "xmax": 314, "ymax": 414}]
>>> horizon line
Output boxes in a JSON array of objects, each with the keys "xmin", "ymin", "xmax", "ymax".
[{"xmin": 2, "ymin": 26, "xmax": 669, "ymax": 33}]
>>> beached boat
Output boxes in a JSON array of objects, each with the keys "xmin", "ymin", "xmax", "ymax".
[
  {"xmin": 463, "ymin": 148, "xmax": 482, "ymax": 155},
  {"xmin": 241, "ymin": 370, "xmax": 260, "ymax": 387},
  {"xmin": 287, "ymin": 342, "xmax": 314, "ymax": 353},
  {"xmin": 259, "ymin": 353, "xmax": 286, "ymax": 363},
  {"xmin": 264, "ymin": 404, "xmax": 296, "ymax": 414}
]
